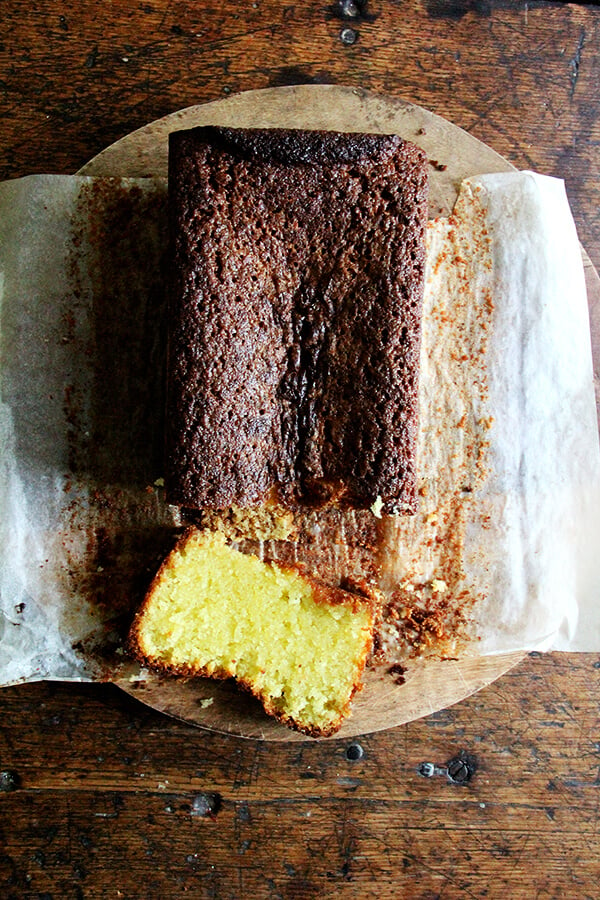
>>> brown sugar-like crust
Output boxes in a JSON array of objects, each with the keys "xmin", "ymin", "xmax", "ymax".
[{"xmin": 166, "ymin": 126, "xmax": 428, "ymax": 515}]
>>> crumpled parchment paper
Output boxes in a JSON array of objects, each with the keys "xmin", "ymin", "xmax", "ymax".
[
  {"xmin": 464, "ymin": 173, "xmax": 600, "ymax": 652},
  {"xmin": 0, "ymin": 171, "xmax": 598, "ymax": 687},
  {"xmin": 0, "ymin": 175, "xmax": 177, "ymax": 684},
  {"xmin": 444, "ymin": 173, "xmax": 600, "ymax": 653}
]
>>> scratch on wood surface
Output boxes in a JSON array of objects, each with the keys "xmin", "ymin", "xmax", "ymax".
[
  {"xmin": 570, "ymin": 28, "xmax": 586, "ymax": 98},
  {"xmin": 66, "ymin": 795, "xmax": 73, "ymax": 864}
]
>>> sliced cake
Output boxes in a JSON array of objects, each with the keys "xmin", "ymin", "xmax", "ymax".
[{"xmin": 128, "ymin": 529, "xmax": 376, "ymax": 736}]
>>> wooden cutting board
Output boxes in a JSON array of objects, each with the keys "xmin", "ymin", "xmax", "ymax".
[{"xmin": 80, "ymin": 85, "xmax": 600, "ymax": 741}]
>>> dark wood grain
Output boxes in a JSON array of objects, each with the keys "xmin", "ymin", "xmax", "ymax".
[
  {"xmin": 1, "ymin": 1, "xmax": 600, "ymax": 897},
  {"xmin": 1, "ymin": 653, "xmax": 600, "ymax": 898}
]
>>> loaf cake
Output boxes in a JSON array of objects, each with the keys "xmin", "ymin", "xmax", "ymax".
[
  {"xmin": 166, "ymin": 126, "xmax": 428, "ymax": 515},
  {"xmin": 128, "ymin": 529, "xmax": 376, "ymax": 736}
]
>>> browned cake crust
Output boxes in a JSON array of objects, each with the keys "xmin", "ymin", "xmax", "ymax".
[{"xmin": 166, "ymin": 126, "xmax": 428, "ymax": 514}]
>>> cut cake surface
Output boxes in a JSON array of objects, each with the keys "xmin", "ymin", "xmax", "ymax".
[
  {"xmin": 166, "ymin": 126, "xmax": 428, "ymax": 515},
  {"xmin": 128, "ymin": 529, "xmax": 376, "ymax": 737}
]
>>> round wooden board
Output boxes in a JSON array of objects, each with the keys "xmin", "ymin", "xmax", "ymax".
[{"xmin": 82, "ymin": 85, "xmax": 600, "ymax": 741}]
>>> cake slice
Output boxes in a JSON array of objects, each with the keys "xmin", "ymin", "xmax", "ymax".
[
  {"xmin": 166, "ymin": 126, "xmax": 428, "ymax": 515},
  {"xmin": 128, "ymin": 529, "xmax": 376, "ymax": 736}
]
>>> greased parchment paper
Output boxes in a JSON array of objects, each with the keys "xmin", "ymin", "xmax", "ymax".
[
  {"xmin": 0, "ymin": 175, "xmax": 176, "ymax": 684},
  {"xmin": 0, "ymin": 171, "xmax": 598, "ymax": 688}
]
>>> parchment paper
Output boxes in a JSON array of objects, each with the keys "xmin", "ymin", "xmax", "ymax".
[
  {"xmin": 0, "ymin": 175, "xmax": 177, "ymax": 684},
  {"xmin": 0, "ymin": 171, "xmax": 598, "ymax": 688},
  {"xmin": 464, "ymin": 173, "xmax": 600, "ymax": 652},
  {"xmin": 440, "ymin": 173, "xmax": 600, "ymax": 653}
]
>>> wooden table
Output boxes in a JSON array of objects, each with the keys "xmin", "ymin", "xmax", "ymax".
[{"xmin": 1, "ymin": 2, "xmax": 599, "ymax": 897}]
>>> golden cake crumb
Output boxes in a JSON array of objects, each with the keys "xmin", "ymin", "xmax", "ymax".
[{"xmin": 128, "ymin": 529, "xmax": 375, "ymax": 736}]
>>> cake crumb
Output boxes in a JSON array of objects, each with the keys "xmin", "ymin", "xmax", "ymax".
[
  {"xmin": 370, "ymin": 496, "xmax": 384, "ymax": 518},
  {"xmin": 128, "ymin": 667, "xmax": 150, "ymax": 683}
]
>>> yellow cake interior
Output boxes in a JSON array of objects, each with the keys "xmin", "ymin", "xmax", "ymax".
[{"xmin": 131, "ymin": 530, "xmax": 374, "ymax": 735}]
